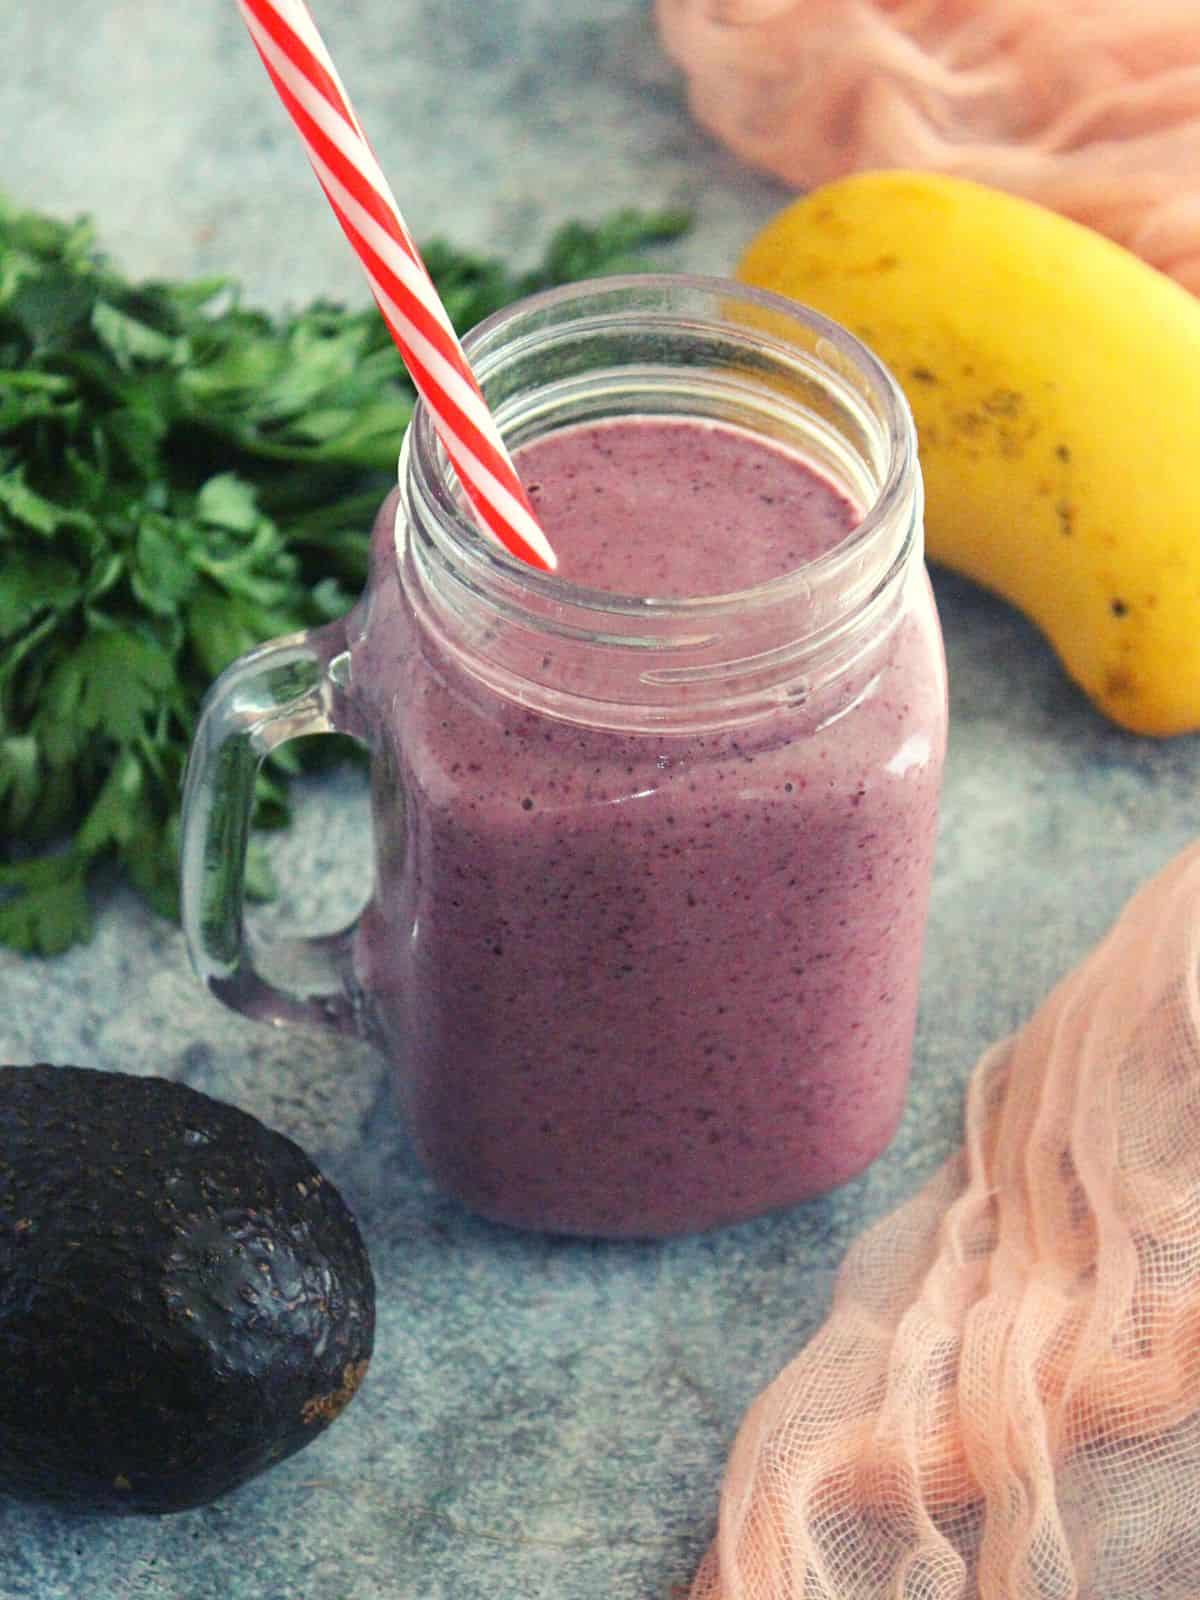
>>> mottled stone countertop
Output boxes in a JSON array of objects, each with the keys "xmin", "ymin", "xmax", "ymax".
[{"xmin": 3, "ymin": 4, "xmax": 1198, "ymax": 1597}]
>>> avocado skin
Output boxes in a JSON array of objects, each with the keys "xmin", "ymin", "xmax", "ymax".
[{"xmin": 0, "ymin": 1064, "xmax": 375, "ymax": 1514}]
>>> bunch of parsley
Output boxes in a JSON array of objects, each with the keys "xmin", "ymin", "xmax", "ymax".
[{"xmin": 0, "ymin": 197, "xmax": 689, "ymax": 954}]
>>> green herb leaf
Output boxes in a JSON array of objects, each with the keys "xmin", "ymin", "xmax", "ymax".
[
  {"xmin": 0, "ymin": 853, "xmax": 93, "ymax": 956},
  {"xmin": 38, "ymin": 630, "xmax": 176, "ymax": 757},
  {"xmin": 0, "ymin": 734, "xmax": 41, "ymax": 832},
  {"xmin": 0, "ymin": 549, "xmax": 81, "ymax": 633},
  {"xmin": 195, "ymin": 471, "xmax": 263, "ymax": 532},
  {"xmin": 92, "ymin": 301, "xmax": 186, "ymax": 369},
  {"xmin": 0, "ymin": 462, "xmax": 92, "ymax": 536}
]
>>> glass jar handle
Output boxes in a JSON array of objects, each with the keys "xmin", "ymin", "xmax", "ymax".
[{"xmin": 180, "ymin": 619, "xmax": 369, "ymax": 1035}]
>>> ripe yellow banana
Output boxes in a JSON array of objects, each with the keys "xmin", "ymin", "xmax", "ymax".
[{"xmin": 738, "ymin": 171, "xmax": 1200, "ymax": 737}]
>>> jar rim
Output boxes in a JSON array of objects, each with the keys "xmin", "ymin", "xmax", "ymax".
[{"xmin": 400, "ymin": 272, "xmax": 917, "ymax": 620}]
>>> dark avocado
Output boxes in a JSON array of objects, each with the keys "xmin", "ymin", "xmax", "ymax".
[{"xmin": 0, "ymin": 1063, "xmax": 375, "ymax": 1514}]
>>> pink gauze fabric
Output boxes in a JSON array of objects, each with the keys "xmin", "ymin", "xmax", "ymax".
[
  {"xmin": 656, "ymin": 0, "xmax": 1200, "ymax": 292},
  {"xmin": 688, "ymin": 838, "xmax": 1200, "ymax": 1599}
]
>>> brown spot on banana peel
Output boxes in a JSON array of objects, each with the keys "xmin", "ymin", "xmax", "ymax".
[
  {"xmin": 1103, "ymin": 666, "xmax": 1138, "ymax": 702},
  {"xmin": 981, "ymin": 388, "xmax": 1023, "ymax": 418}
]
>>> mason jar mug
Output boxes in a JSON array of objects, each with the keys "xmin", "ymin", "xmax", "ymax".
[{"xmin": 180, "ymin": 275, "xmax": 947, "ymax": 1238}]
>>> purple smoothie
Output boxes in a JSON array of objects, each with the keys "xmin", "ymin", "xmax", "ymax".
[{"xmin": 350, "ymin": 416, "xmax": 946, "ymax": 1236}]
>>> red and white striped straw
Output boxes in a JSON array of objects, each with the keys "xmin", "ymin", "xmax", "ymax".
[{"xmin": 236, "ymin": 0, "xmax": 557, "ymax": 572}]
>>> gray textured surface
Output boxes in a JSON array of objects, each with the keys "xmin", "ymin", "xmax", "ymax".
[{"xmin": 2, "ymin": 3, "xmax": 1199, "ymax": 1598}]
